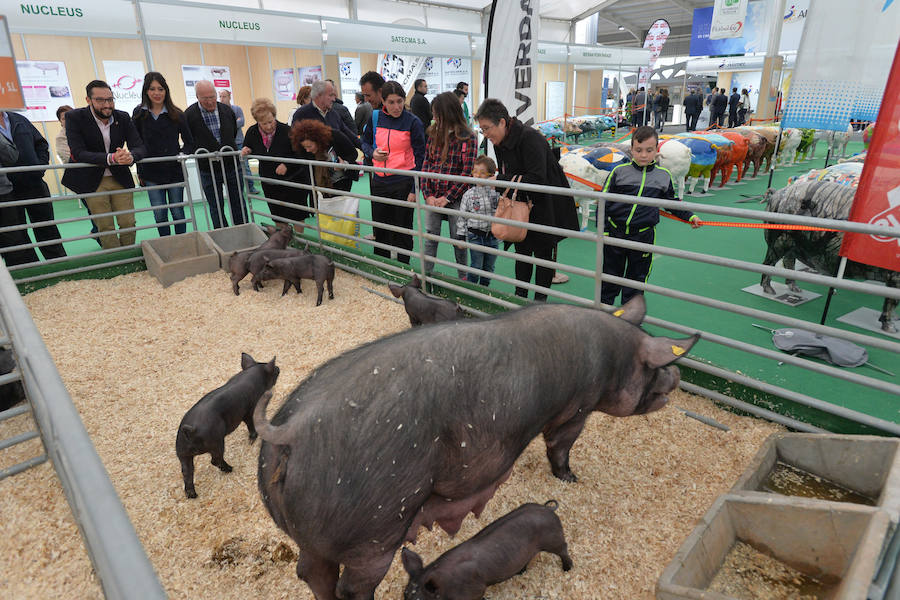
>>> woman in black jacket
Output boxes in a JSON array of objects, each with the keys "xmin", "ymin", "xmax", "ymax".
[
  {"xmin": 132, "ymin": 72, "xmax": 194, "ymax": 236},
  {"xmin": 241, "ymin": 98, "xmax": 307, "ymax": 223},
  {"xmin": 475, "ymin": 99, "xmax": 579, "ymax": 301}
]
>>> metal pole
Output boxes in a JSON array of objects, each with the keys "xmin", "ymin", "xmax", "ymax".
[
  {"xmin": 820, "ymin": 256, "xmax": 847, "ymax": 325},
  {"xmin": 308, "ymin": 163, "xmax": 324, "ymax": 252},
  {"xmin": 594, "ymin": 199, "xmax": 606, "ymax": 309},
  {"xmin": 133, "ymin": 0, "xmax": 155, "ymax": 71},
  {"xmin": 766, "ymin": 126, "xmax": 784, "ymax": 189},
  {"xmin": 178, "ymin": 156, "xmax": 198, "ymax": 231},
  {"xmin": 414, "ymin": 173, "xmax": 428, "ymax": 281}
]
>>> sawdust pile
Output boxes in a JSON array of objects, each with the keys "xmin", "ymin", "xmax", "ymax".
[{"xmin": 1, "ymin": 268, "xmax": 783, "ymax": 599}]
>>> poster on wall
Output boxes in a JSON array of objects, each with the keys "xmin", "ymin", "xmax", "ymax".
[
  {"xmin": 182, "ymin": 65, "xmax": 231, "ymax": 104},
  {"xmin": 440, "ymin": 57, "xmax": 471, "ymax": 116},
  {"xmin": 272, "ymin": 68, "xmax": 295, "ymax": 101},
  {"xmin": 730, "ymin": 71, "xmax": 761, "ymax": 112},
  {"xmin": 103, "ymin": 61, "xmax": 145, "ymax": 110},
  {"xmin": 297, "ymin": 65, "xmax": 322, "ymax": 87},
  {"xmin": 15, "ymin": 60, "xmax": 73, "ymax": 122},
  {"xmin": 0, "ymin": 17, "xmax": 24, "ymax": 110},
  {"xmin": 377, "ymin": 54, "xmax": 426, "ymax": 94},
  {"xmin": 601, "ymin": 77, "xmax": 609, "ymax": 109},
  {"xmin": 337, "ymin": 56, "xmax": 361, "ymax": 106},
  {"xmin": 690, "ymin": 0, "xmax": 809, "ymax": 56},
  {"xmin": 545, "ymin": 81, "xmax": 565, "ymax": 120},
  {"xmin": 709, "ymin": 0, "xmax": 749, "ymax": 39},
  {"xmin": 420, "ymin": 57, "xmax": 442, "ymax": 102}
]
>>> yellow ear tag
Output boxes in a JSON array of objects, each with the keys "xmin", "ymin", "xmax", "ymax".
[
  {"xmin": 613, "ymin": 309, "xmax": 625, "ymax": 317},
  {"xmin": 671, "ymin": 345, "xmax": 686, "ymax": 356}
]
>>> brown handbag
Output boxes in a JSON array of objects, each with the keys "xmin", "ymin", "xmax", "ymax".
[{"xmin": 491, "ymin": 175, "xmax": 532, "ymax": 243}]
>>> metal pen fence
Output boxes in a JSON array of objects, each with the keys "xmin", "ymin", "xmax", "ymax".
[
  {"xmin": 1, "ymin": 149, "xmax": 899, "ymax": 594},
  {"xmin": 243, "ymin": 154, "xmax": 900, "ymax": 435}
]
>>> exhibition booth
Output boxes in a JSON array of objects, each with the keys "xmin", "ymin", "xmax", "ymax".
[{"xmin": 1, "ymin": 0, "xmax": 651, "ymax": 194}]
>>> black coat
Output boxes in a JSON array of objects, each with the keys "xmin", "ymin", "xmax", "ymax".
[
  {"xmin": 242, "ymin": 121, "xmax": 303, "ymax": 189},
  {"xmin": 5, "ymin": 111, "xmax": 49, "ymax": 190},
  {"xmin": 410, "ymin": 91, "xmax": 431, "ymax": 129},
  {"xmin": 291, "ymin": 102, "xmax": 361, "ymax": 149},
  {"xmin": 184, "ymin": 102, "xmax": 238, "ymax": 173},
  {"xmin": 493, "ymin": 119, "xmax": 579, "ymax": 246},
  {"xmin": 712, "ymin": 93, "xmax": 728, "ymax": 113},
  {"xmin": 683, "ymin": 93, "xmax": 702, "ymax": 116},
  {"xmin": 132, "ymin": 107, "xmax": 194, "ymax": 183},
  {"xmin": 729, "ymin": 92, "xmax": 741, "ymax": 112},
  {"xmin": 331, "ymin": 99, "xmax": 357, "ymax": 138},
  {"xmin": 61, "ymin": 107, "xmax": 146, "ymax": 194}
]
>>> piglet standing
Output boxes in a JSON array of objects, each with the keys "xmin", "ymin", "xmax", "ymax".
[
  {"xmin": 388, "ymin": 274, "xmax": 463, "ymax": 326},
  {"xmin": 401, "ymin": 500, "xmax": 573, "ymax": 600},
  {"xmin": 227, "ymin": 223, "xmax": 297, "ymax": 295},
  {"xmin": 176, "ymin": 353, "xmax": 279, "ymax": 498},
  {"xmin": 258, "ymin": 254, "xmax": 335, "ymax": 306}
]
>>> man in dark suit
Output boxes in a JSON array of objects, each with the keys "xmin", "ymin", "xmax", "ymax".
[
  {"xmin": 61, "ymin": 80, "xmax": 146, "ymax": 249},
  {"xmin": 683, "ymin": 89, "xmax": 702, "ymax": 131},
  {"xmin": 631, "ymin": 87, "xmax": 648, "ymax": 127},
  {"xmin": 325, "ymin": 79, "xmax": 358, "ymax": 135},
  {"xmin": 184, "ymin": 80, "xmax": 245, "ymax": 229},
  {"xmin": 0, "ymin": 110, "xmax": 66, "ymax": 260},
  {"xmin": 354, "ymin": 92, "xmax": 372, "ymax": 136},
  {"xmin": 712, "ymin": 89, "xmax": 728, "ymax": 127},
  {"xmin": 409, "ymin": 78, "xmax": 431, "ymax": 128},
  {"xmin": 291, "ymin": 80, "xmax": 361, "ymax": 148},
  {"xmin": 728, "ymin": 87, "xmax": 741, "ymax": 128}
]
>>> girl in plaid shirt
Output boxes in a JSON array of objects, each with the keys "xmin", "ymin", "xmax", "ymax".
[
  {"xmin": 456, "ymin": 156, "xmax": 501, "ymax": 286},
  {"xmin": 421, "ymin": 92, "xmax": 477, "ymax": 279}
]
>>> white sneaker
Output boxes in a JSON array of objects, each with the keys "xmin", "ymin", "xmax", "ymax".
[{"xmin": 552, "ymin": 273, "xmax": 569, "ymax": 284}]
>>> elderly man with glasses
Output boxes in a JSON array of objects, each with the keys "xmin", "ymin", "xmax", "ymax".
[
  {"xmin": 61, "ymin": 79, "xmax": 146, "ymax": 249},
  {"xmin": 185, "ymin": 80, "xmax": 246, "ymax": 228}
]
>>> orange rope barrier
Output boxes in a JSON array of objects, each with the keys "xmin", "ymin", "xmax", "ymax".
[{"xmin": 563, "ymin": 171, "xmax": 840, "ymax": 233}]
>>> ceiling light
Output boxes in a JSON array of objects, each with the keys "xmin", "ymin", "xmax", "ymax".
[{"xmin": 618, "ymin": 25, "xmax": 625, "ymax": 31}]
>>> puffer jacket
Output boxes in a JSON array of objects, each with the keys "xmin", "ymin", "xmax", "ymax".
[{"xmin": 361, "ymin": 107, "xmax": 426, "ymax": 185}]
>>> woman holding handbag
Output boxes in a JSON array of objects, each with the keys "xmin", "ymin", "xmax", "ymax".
[{"xmin": 475, "ymin": 99, "xmax": 579, "ymax": 301}]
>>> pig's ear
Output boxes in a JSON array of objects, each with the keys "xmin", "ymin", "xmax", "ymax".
[
  {"xmin": 388, "ymin": 283, "xmax": 403, "ymax": 298},
  {"xmin": 401, "ymin": 548, "xmax": 423, "ymax": 577},
  {"xmin": 241, "ymin": 353, "xmax": 255, "ymax": 370},
  {"xmin": 613, "ymin": 295, "xmax": 646, "ymax": 325},
  {"xmin": 640, "ymin": 333, "xmax": 699, "ymax": 369},
  {"xmin": 266, "ymin": 357, "xmax": 277, "ymax": 372},
  {"xmin": 410, "ymin": 274, "xmax": 421, "ymax": 288}
]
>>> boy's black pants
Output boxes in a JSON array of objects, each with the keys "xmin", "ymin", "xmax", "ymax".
[{"xmin": 601, "ymin": 226, "xmax": 655, "ymax": 306}]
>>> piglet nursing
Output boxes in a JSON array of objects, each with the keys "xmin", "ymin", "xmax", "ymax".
[{"xmin": 401, "ymin": 500, "xmax": 572, "ymax": 600}]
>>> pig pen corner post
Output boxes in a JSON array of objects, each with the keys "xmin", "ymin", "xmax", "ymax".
[{"xmin": 593, "ymin": 185, "xmax": 608, "ymax": 310}]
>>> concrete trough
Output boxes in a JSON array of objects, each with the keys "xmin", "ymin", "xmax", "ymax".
[
  {"xmin": 201, "ymin": 223, "xmax": 268, "ymax": 269},
  {"xmin": 730, "ymin": 433, "xmax": 900, "ymax": 521},
  {"xmin": 656, "ymin": 494, "xmax": 891, "ymax": 600},
  {"xmin": 141, "ymin": 232, "xmax": 220, "ymax": 288}
]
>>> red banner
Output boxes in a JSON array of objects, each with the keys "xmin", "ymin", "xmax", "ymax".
[{"xmin": 840, "ymin": 41, "xmax": 900, "ymax": 272}]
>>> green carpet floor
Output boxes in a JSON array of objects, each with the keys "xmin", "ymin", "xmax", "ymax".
[{"xmin": 16, "ymin": 135, "xmax": 898, "ymax": 430}]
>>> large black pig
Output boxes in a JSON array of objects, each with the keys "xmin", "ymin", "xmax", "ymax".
[{"xmin": 254, "ymin": 295, "xmax": 697, "ymax": 599}]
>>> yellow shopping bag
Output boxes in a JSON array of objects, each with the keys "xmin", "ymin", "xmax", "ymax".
[{"xmin": 317, "ymin": 195, "xmax": 359, "ymax": 248}]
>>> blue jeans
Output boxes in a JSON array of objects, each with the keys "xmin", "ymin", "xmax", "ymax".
[
  {"xmin": 146, "ymin": 182, "xmax": 186, "ymax": 236},
  {"xmin": 466, "ymin": 230, "xmax": 498, "ymax": 286},
  {"xmin": 199, "ymin": 165, "xmax": 246, "ymax": 229}
]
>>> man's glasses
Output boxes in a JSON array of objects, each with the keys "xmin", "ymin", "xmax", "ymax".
[{"xmin": 91, "ymin": 97, "xmax": 115, "ymax": 104}]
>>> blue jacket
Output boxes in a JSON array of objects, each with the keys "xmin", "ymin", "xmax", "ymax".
[{"xmin": 602, "ymin": 159, "xmax": 694, "ymax": 233}]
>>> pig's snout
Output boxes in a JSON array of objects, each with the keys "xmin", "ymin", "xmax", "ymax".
[{"xmin": 637, "ymin": 365, "xmax": 681, "ymax": 415}]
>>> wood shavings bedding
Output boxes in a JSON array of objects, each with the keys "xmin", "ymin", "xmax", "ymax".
[{"xmin": 1, "ymin": 268, "xmax": 783, "ymax": 599}]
